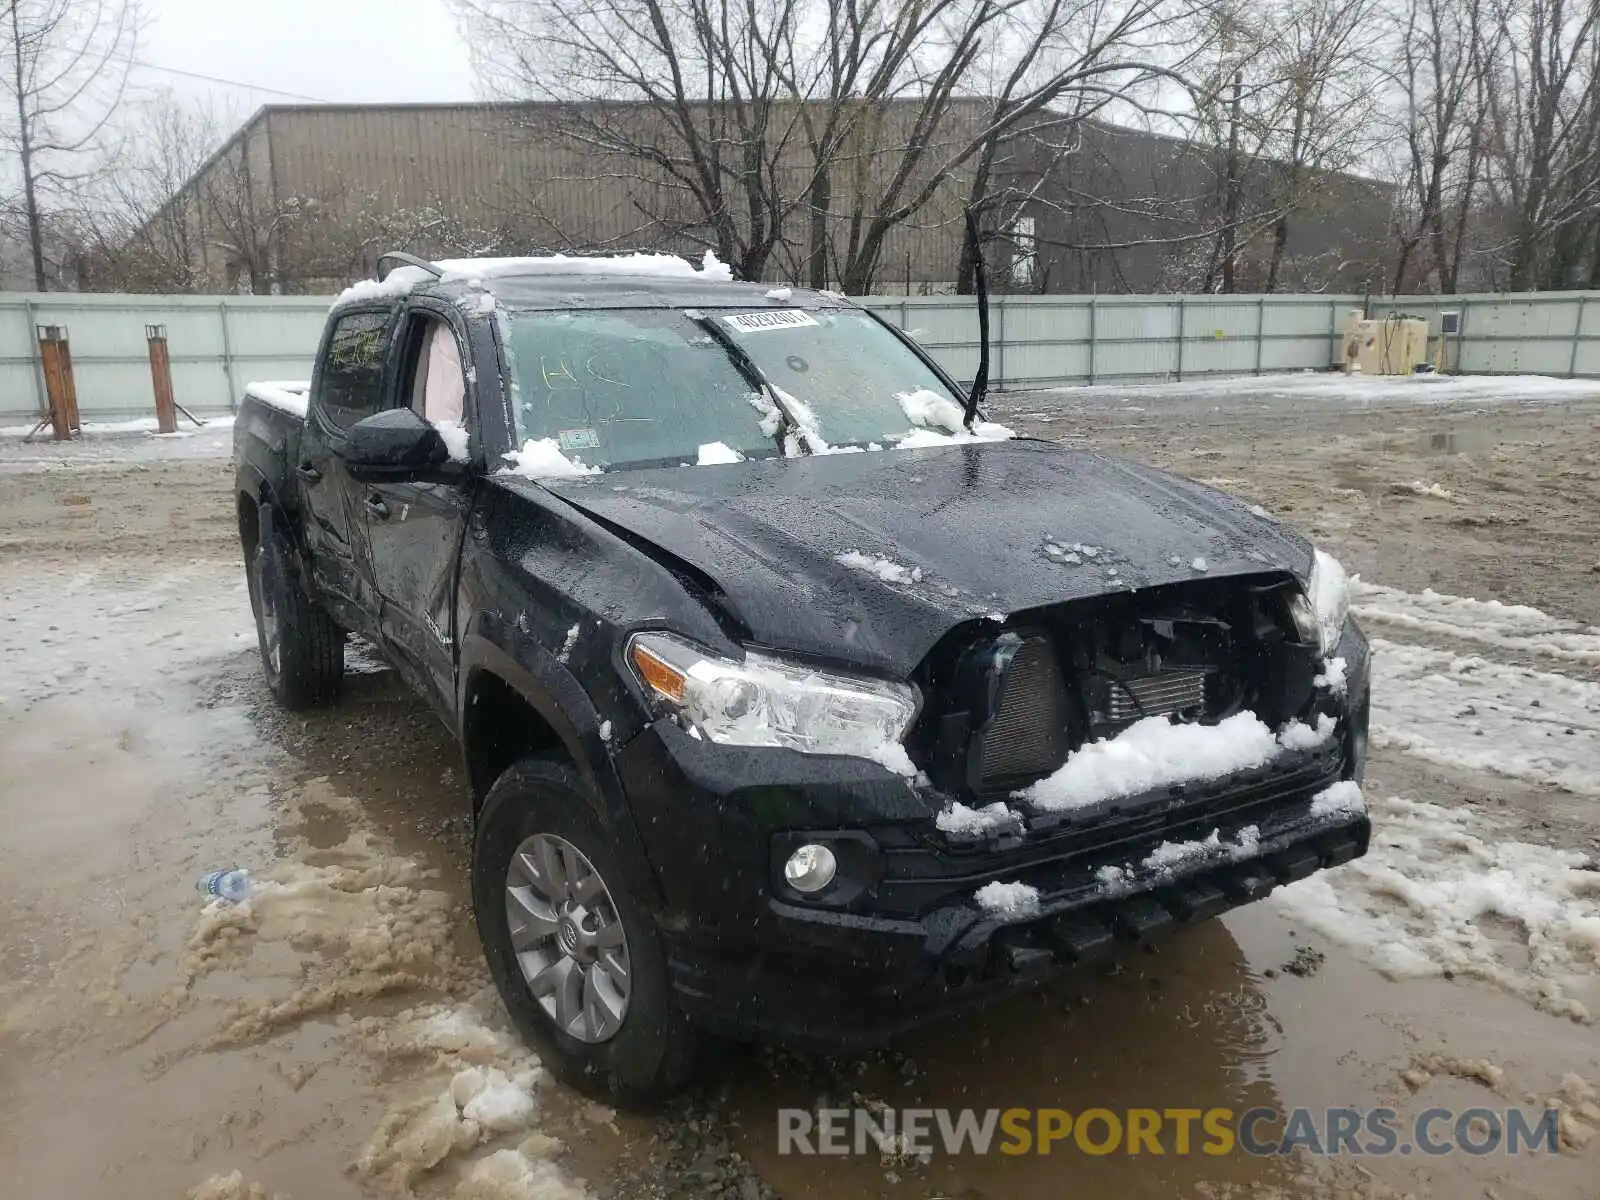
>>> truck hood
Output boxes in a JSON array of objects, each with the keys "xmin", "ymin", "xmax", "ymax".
[{"xmin": 535, "ymin": 439, "xmax": 1312, "ymax": 677}]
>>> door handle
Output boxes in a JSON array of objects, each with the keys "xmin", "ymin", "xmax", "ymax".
[
  {"xmin": 296, "ymin": 461, "xmax": 321, "ymax": 483},
  {"xmin": 364, "ymin": 493, "xmax": 391, "ymax": 520}
]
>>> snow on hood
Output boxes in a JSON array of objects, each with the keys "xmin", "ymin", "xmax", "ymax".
[
  {"xmin": 538, "ymin": 440, "xmax": 1312, "ymax": 676},
  {"xmin": 500, "ymin": 438, "xmax": 602, "ymax": 479},
  {"xmin": 334, "ymin": 250, "xmax": 736, "ymax": 307}
]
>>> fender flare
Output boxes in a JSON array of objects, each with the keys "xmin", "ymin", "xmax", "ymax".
[{"xmin": 456, "ymin": 621, "xmax": 666, "ymax": 911}]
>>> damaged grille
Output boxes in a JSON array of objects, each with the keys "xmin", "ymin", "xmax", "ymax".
[
  {"xmin": 912, "ymin": 573, "xmax": 1321, "ymax": 797},
  {"xmin": 1104, "ymin": 670, "xmax": 1208, "ymax": 724}
]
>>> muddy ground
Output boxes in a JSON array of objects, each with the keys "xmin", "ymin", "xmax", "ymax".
[{"xmin": 2, "ymin": 386, "xmax": 1598, "ymax": 1199}]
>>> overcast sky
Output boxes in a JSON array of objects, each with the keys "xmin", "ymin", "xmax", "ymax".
[{"xmin": 134, "ymin": 0, "xmax": 479, "ymax": 114}]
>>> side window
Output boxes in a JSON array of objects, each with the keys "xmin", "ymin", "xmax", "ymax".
[
  {"xmin": 318, "ymin": 310, "xmax": 389, "ymax": 431},
  {"xmin": 408, "ymin": 319, "xmax": 467, "ymax": 427}
]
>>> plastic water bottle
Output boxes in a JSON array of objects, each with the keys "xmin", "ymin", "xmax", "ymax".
[{"xmin": 196, "ymin": 868, "xmax": 252, "ymax": 904}]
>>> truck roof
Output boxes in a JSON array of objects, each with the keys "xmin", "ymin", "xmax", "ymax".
[{"xmin": 332, "ymin": 252, "xmax": 850, "ymax": 313}]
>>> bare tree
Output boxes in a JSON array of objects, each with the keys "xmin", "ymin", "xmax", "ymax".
[
  {"xmin": 453, "ymin": 0, "xmax": 1201, "ymax": 291},
  {"xmin": 1, "ymin": 0, "xmax": 139, "ymax": 289},
  {"xmin": 1482, "ymin": 0, "xmax": 1600, "ymax": 289}
]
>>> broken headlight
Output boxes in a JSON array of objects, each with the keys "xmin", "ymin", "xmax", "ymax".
[
  {"xmin": 626, "ymin": 631, "xmax": 919, "ymax": 768},
  {"xmin": 1290, "ymin": 548, "xmax": 1351, "ymax": 656}
]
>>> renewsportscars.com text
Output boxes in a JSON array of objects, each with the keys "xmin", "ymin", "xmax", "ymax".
[{"xmin": 777, "ymin": 1106, "xmax": 1563, "ymax": 1158}]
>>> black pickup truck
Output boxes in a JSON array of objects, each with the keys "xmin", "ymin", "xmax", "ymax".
[{"xmin": 233, "ymin": 252, "xmax": 1370, "ymax": 1102}]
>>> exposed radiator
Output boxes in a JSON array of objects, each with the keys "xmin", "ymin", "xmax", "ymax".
[{"xmin": 1106, "ymin": 670, "xmax": 1208, "ymax": 723}]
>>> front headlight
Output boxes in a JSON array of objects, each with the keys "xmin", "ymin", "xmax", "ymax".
[
  {"xmin": 1290, "ymin": 548, "xmax": 1350, "ymax": 656},
  {"xmin": 626, "ymin": 632, "xmax": 921, "ymax": 773}
]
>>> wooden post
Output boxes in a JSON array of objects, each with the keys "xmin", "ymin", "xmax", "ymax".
[
  {"xmin": 35, "ymin": 325, "xmax": 74, "ymax": 442},
  {"xmin": 147, "ymin": 324, "xmax": 178, "ymax": 434},
  {"xmin": 59, "ymin": 334, "xmax": 81, "ymax": 432}
]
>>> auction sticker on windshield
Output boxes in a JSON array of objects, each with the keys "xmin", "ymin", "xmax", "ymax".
[{"xmin": 722, "ymin": 310, "xmax": 819, "ymax": 333}]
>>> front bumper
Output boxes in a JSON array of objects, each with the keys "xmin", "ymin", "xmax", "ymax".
[{"xmin": 612, "ymin": 629, "xmax": 1371, "ymax": 1047}]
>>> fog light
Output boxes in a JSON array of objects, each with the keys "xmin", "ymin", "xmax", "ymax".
[{"xmin": 783, "ymin": 843, "xmax": 837, "ymax": 893}]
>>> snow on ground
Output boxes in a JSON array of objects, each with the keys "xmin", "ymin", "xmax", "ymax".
[
  {"xmin": 974, "ymin": 880, "xmax": 1042, "ymax": 919},
  {"xmin": 1274, "ymin": 791, "xmax": 1600, "ymax": 1023},
  {"xmin": 1016, "ymin": 710, "xmax": 1334, "ymax": 812},
  {"xmin": 1392, "ymin": 480, "xmax": 1454, "ymax": 499},
  {"xmin": 0, "ymin": 420, "xmax": 237, "ymax": 473},
  {"xmin": 501, "ymin": 438, "xmax": 603, "ymax": 480},
  {"xmin": 1056, "ymin": 371, "xmax": 1600, "ymax": 407},
  {"xmin": 1352, "ymin": 578, "xmax": 1600, "ymax": 664},
  {"xmin": 1368, "ymin": 637, "xmax": 1600, "ymax": 795}
]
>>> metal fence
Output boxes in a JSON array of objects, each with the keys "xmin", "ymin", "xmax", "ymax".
[{"xmin": 3, "ymin": 288, "xmax": 1598, "ymax": 427}]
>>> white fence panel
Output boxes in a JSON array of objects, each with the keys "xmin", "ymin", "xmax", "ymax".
[{"xmin": 3, "ymin": 288, "xmax": 1597, "ymax": 427}]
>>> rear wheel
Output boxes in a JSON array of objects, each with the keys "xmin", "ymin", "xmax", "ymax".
[
  {"xmin": 246, "ymin": 512, "xmax": 344, "ymax": 709},
  {"xmin": 473, "ymin": 758, "xmax": 696, "ymax": 1106}
]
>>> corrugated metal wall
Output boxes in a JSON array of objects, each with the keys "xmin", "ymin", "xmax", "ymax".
[{"xmin": 3, "ymin": 290, "xmax": 1597, "ymax": 426}]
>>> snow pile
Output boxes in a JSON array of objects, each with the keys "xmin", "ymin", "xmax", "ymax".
[
  {"xmin": 1190, "ymin": 557, "xmax": 1209, "ymax": 572},
  {"xmin": 1351, "ymin": 578, "xmax": 1600, "ymax": 665},
  {"xmin": 1392, "ymin": 479, "xmax": 1454, "ymax": 499},
  {"xmin": 355, "ymin": 1001, "xmax": 591, "ymax": 1198},
  {"xmin": 1016, "ymin": 711, "xmax": 1335, "ymax": 812},
  {"xmin": 557, "ymin": 624, "xmax": 579, "ymax": 663},
  {"xmin": 1314, "ymin": 656, "xmax": 1348, "ymax": 695},
  {"xmin": 895, "ymin": 387, "xmax": 1014, "ymax": 445},
  {"xmin": 337, "ymin": 251, "xmax": 735, "ymax": 305},
  {"xmin": 765, "ymin": 287, "xmax": 793, "ymax": 301},
  {"xmin": 244, "ymin": 380, "xmax": 311, "ymax": 418},
  {"xmin": 936, "ymin": 801, "xmax": 1023, "ymax": 838},
  {"xmin": 1274, "ymin": 791, "xmax": 1600, "ymax": 1022},
  {"xmin": 836, "ymin": 550, "xmax": 922, "ymax": 585},
  {"xmin": 1368, "ymin": 637, "xmax": 1600, "ymax": 795},
  {"xmin": 975, "ymin": 880, "xmax": 1042, "ymax": 919},
  {"xmin": 695, "ymin": 441, "xmax": 745, "ymax": 465},
  {"xmin": 187, "ymin": 1172, "xmax": 283, "ymax": 1200},
  {"xmin": 435, "ymin": 419, "xmax": 471, "ymax": 462},
  {"xmin": 501, "ymin": 439, "xmax": 602, "ymax": 480}
]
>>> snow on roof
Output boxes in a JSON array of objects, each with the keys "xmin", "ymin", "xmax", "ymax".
[{"xmin": 334, "ymin": 250, "xmax": 736, "ymax": 307}]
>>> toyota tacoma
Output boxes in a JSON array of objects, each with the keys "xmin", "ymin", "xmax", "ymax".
[{"xmin": 232, "ymin": 251, "xmax": 1370, "ymax": 1103}]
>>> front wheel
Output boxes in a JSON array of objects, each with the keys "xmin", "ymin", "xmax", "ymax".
[
  {"xmin": 473, "ymin": 758, "xmax": 696, "ymax": 1106},
  {"xmin": 246, "ymin": 513, "xmax": 344, "ymax": 710}
]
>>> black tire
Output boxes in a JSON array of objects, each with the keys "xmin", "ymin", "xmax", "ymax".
[
  {"xmin": 246, "ymin": 510, "xmax": 344, "ymax": 710},
  {"xmin": 473, "ymin": 758, "xmax": 697, "ymax": 1107}
]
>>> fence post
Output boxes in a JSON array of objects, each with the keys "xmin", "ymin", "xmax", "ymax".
[
  {"xmin": 996, "ymin": 293, "xmax": 1007, "ymax": 392},
  {"xmin": 1087, "ymin": 292, "xmax": 1097, "ymax": 385},
  {"xmin": 219, "ymin": 300, "xmax": 239, "ymax": 411},
  {"xmin": 1174, "ymin": 297, "xmax": 1187, "ymax": 381},
  {"xmin": 1254, "ymin": 296, "xmax": 1266, "ymax": 375},
  {"xmin": 35, "ymin": 325, "xmax": 76, "ymax": 441},
  {"xmin": 1570, "ymin": 295, "xmax": 1587, "ymax": 379},
  {"xmin": 147, "ymin": 324, "xmax": 178, "ymax": 434}
]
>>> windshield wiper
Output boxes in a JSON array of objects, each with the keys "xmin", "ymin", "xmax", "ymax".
[{"xmin": 687, "ymin": 311, "xmax": 813, "ymax": 456}]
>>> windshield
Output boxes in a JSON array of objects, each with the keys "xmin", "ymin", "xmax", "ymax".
[{"xmin": 498, "ymin": 306, "xmax": 963, "ymax": 470}]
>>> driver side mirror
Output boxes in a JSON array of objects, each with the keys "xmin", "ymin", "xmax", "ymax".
[{"xmin": 341, "ymin": 408, "xmax": 454, "ymax": 482}]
